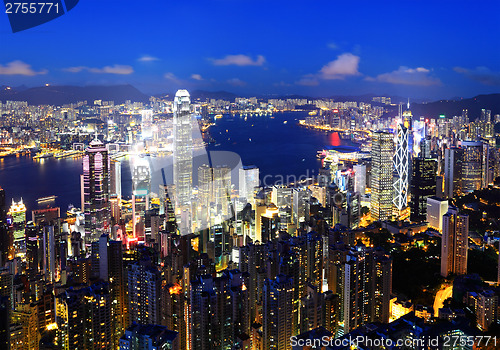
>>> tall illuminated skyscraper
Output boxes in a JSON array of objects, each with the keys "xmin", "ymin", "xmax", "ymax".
[
  {"xmin": 371, "ymin": 131, "xmax": 394, "ymax": 221},
  {"xmin": 441, "ymin": 206, "xmax": 468, "ymax": 277},
  {"xmin": 173, "ymin": 90, "xmax": 193, "ymax": 235},
  {"xmin": 461, "ymin": 141, "xmax": 485, "ymax": 193},
  {"xmin": 83, "ymin": 137, "xmax": 110, "ymax": 243},
  {"xmin": 393, "ymin": 110, "xmax": 411, "ymax": 219}
]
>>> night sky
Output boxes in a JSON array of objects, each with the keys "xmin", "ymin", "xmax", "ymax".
[{"xmin": 1, "ymin": 0, "xmax": 499, "ymax": 99}]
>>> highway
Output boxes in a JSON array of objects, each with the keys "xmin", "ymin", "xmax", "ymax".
[{"xmin": 433, "ymin": 285, "xmax": 453, "ymax": 317}]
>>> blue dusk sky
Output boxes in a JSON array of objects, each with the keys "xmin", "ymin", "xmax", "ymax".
[{"xmin": 0, "ymin": 0, "xmax": 499, "ymax": 99}]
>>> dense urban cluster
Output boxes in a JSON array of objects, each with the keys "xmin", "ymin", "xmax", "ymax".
[{"xmin": 0, "ymin": 89, "xmax": 499, "ymax": 350}]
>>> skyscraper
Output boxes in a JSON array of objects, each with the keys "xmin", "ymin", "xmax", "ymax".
[
  {"xmin": 393, "ymin": 112, "xmax": 410, "ymax": 219},
  {"xmin": 8, "ymin": 199, "xmax": 26, "ymax": 256},
  {"xmin": 189, "ymin": 271, "xmax": 249, "ymax": 350},
  {"xmin": 441, "ymin": 206, "xmax": 468, "ymax": 277},
  {"xmin": 173, "ymin": 90, "xmax": 193, "ymax": 210},
  {"xmin": 353, "ymin": 164, "xmax": 366, "ymax": 196},
  {"xmin": 110, "ymin": 159, "xmax": 122, "ymax": 199},
  {"xmin": 263, "ymin": 274, "xmax": 294, "ymax": 350},
  {"xmin": 127, "ymin": 259, "xmax": 161, "ymax": 325},
  {"xmin": 410, "ymin": 157, "xmax": 437, "ymax": 222},
  {"xmin": 132, "ymin": 158, "xmax": 151, "ymax": 241},
  {"xmin": 461, "ymin": 141, "xmax": 485, "ymax": 193},
  {"xmin": 371, "ymin": 131, "xmax": 394, "ymax": 221},
  {"xmin": 239, "ymin": 165, "xmax": 259, "ymax": 204},
  {"xmin": 83, "ymin": 137, "xmax": 111, "ymax": 243},
  {"xmin": 140, "ymin": 109, "xmax": 153, "ymax": 140},
  {"xmin": 212, "ymin": 165, "xmax": 232, "ymax": 218},
  {"xmin": 173, "ymin": 90, "xmax": 193, "ymax": 235},
  {"xmin": 444, "ymin": 147, "xmax": 464, "ymax": 198},
  {"xmin": 426, "ymin": 196, "xmax": 449, "ymax": 233},
  {"xmin": 56, "ymin": 281, "xmax": 112, "ymax": 350},
  {"xmin": 334, "ymin": 245, "xmax": 392, "ymax": 336}
]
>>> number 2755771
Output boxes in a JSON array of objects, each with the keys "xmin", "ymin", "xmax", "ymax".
[{"xmin": 5, "ymin": 3, "xmax": 60, "ymax": 14}]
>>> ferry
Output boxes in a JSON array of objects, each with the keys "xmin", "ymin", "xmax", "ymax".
[
  {"xmin": 37, "ymin": 195, "xmax": 57, "ymax": 205},
  {"xmin": 33, "ymin": 152, "xmax": 54, "ymax": 159},
  {"xmin": 54, "ymin": 150, "xmax": 83, "ymax": 159},
  {"xmin": 215, "ymin": 114, "xmax": 223, "ymax": 119}
]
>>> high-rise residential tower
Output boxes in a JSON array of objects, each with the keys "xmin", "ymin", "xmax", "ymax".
[{"xmin": 441, "ymin": 206, "xmax": 468, "ymax": 277}]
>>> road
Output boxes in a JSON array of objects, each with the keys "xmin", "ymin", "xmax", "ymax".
[{"xmin": 433, "ymin": 285, "xmax": 453, "ymax": 317}]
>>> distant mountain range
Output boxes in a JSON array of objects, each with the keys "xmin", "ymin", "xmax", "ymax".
[
  {"xmin": 0, "ymin": 84, "xmax": 149, "ymax": 105},
  {"xmin": 0, "ymin": 84, "xmax": 499, "ymax": 120},
  {"xmin": 410, "ymin": 94, "xmax": 500, "ymax": 120}
]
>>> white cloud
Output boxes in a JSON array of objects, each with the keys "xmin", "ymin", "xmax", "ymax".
[
  {"xmin": 138, "ymin": 55, "xmax": 160, "ymax": 62},
  {"xmin": 319, "ymin": 53, "xmax": 360, "ymax": 79},
  {"xmin": 295, "ymin": 53, "xmax": 360, "ymax": 86},
  {"xmin": 226, "ymin": 78, "xmax": 246, "ymax": 86},
  {"xmin": 64, "ymin": 64, "xmax": 134, "ymax": 75},
  {"xmin": 191, "ymin": 74, "xmax": 203, "ymax": 81},
  {"xmin": 0, "ymin": 60, "xmax": 47, "ymax": 76},
  {"xmin": 213, "ymin": 54, "xmax": 266, "ymax": 66},
  {"xmin": 368, "ymin": 66, "xmax": 440, "ymax": 86}
]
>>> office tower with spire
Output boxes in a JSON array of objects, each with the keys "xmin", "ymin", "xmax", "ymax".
[
  {"xmin": 83, "ymin": 137, "xmax": 111, "ymax": 242},
  {"xmin": 173, "ymin": 89, "xmax": 193, "ymax": 235},
  {"xmin": 393, "ymin": 105, "xmax": 411, "ymax": 220},
  {"xmin": 371, "ymin": 131, "xmax": 394, "ymax": 221},
  {"xmin": 441, "ymin": 206, "xmax": 468, "ymax": 277}
]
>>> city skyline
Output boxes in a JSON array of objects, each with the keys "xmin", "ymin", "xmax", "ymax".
[
  {"xmin": 0, "ymin": 1, "xmax": 500, "ymax": 99},
  {"xmin": 1, "ymin": 0, "xmax": 500, "ymax": 348}
]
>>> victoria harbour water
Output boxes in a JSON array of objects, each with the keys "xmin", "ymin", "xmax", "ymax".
[{"xmin": 0, "ymin": 111, "xmax": 352, "ymax": 213}]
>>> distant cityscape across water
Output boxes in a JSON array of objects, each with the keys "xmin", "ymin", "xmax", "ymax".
[{"xmin": 0, "ymin": 111, "xmax": 353, "ymax": 213}]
